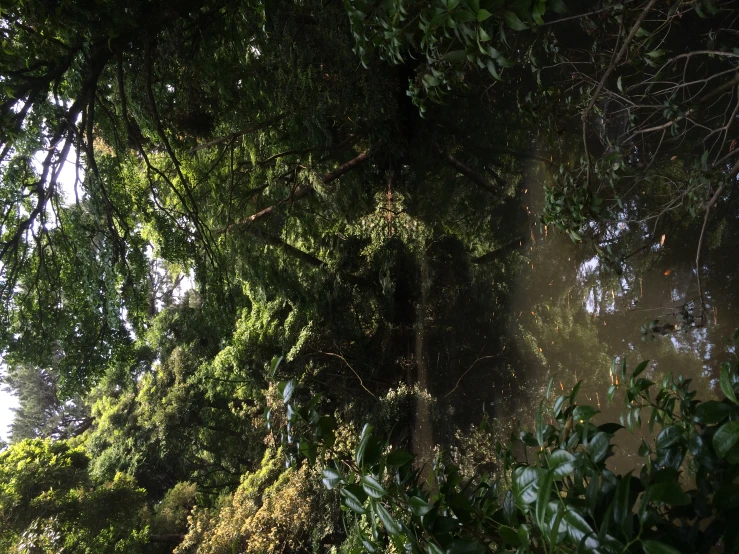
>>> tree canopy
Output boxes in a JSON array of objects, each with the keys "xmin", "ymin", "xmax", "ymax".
[{"xmin": 1, "ymin": 0, "xmax": 738, "ymax": 552}]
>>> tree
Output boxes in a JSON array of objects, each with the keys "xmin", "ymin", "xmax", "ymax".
[
  {"xmin": 1, "ymin": 364, "xmax": 91, "ymax": 442},
  {"xmin": 0, "ymin": 438, "xmax": 148, "ymax": 553},
  {"xmin": 1, "ymin": 0, "xmax": 738, "ymax": 552}
]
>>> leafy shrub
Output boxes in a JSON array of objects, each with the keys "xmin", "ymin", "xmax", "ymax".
[
  {"xmin": 269, "ymin": 332, "xmax": 739, "ymax": 554},
  {"xmin": 175, "ymin": 448, "xmax": 341, "ymax": 554}
]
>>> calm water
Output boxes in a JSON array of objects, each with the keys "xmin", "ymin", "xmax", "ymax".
[{"xmin": 423, "ymin": 158, "xmax": 739, "ymax": 471}]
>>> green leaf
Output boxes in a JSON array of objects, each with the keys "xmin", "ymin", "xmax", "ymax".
[
  {"xmin": 617, "ymin": 75, "xmax": 623, "ymax": 93},
  {"xmin": 499, "ymin": 525, "xmax": 521, "ymax": 546},
  {"xmin": 408, "ymin": 496, "xmax": 433, "ymax": 517},
  {"xmin": 269, "ymin": 356, "xmax": 283, "ymax": 378},
  {"xmin": 374, "ymin": 502, "xmax": 402, "ymax": 535},
  {"xmin": 585, "ymin": 475, "xmax": 599, "ymax": 513},
  {"xmin": 546, "ymin": 375, "xmax": 555, "ymax": 399},
  {"xmin": 282, "ymin": 380, "xmax": 295, "ymax": 403},
  {"xmin": 656, "ymin": 425, "xmax": 683, "ymax": 450},
  {"xmin": 427, "ymin": 543, "xmax": 444, "ymax": 554},
  {"xmin": 647, "ymin": 482, "xmax": 690, "ymax": 506},
  {"xmin": 356, "ymin": 424, "xmax": 373, "ymax": 467},
  {"xmin": 694, "ymin": 401, "xmax": 733, "ymax": 425},
  {"xmin": 701, "ymin": 150, "xmax": 709, "ymax": 170},
  {"xmin": 553, "ymin": 395, "xmax": 567, "ymax": 417},
  {"xmin": 341, "ymin": 484, "xmax": 367, "ymax": 503},
  {"xmin": 598, "ymin": 423, "xmax": 624, "ymax": 435},
  {"xmin": 588, "ymin": 432, "xmax": 610, "ymax": 463},
  {"xmin": 563, "ymin": 508, "xmax": 598, "ymax": 549},
  {"xmin": 642, "ymin": 540, "xmax": 682, "ymax": 554},
  {"xmin": 477, "ymin": 8, "xmax": 492, "ymax": 21},
  {"xmin": 570, "ymin": 381, "xmax": 583, "ymax": 404},
  {"xmin": 549, "ymin": 0, "xmax": 567, "ymax": 14},
  {"xmin": 322, "ymin": 468, "xmax": 343, "ymax": 489},
  {"xmin": 536, "ymin": 469, "xmax": 554, "ymax": 530},
  {"xmin": 361, "ymin": 535, "xmax": 378, "ymax": 553},
  {"xmin": 503, "ymin": 11, "xmax": 529, "ymax": 30},
  {"xmin": 442, "ymin": 50, "xmax": 467, "ymax": 63},
  {"xmin": 572, "ymin": 405, "xmax": 599, "ymax": 423},
  {"xmin": 549, "ymin": 449, "xmax": 576, "ymax": 478},
  {"xmin": 361, "ymin": 475, "xmax": 387, "ymax": 499},
  {"xmin": 299, "ymin": 440, "xmax": 317, "ymax": 464},
  {"xmin": 343, "ymin": 496, "xmax": 367, "ymax": 514},
  {"xmin": 386, "ymin": 449, "xmax": 414, "ymax": 467},
  {"xmin": 486, "ymin": 59, "xmax": 501, "ymax": 81},
  {"xmin": 646, "ymin": 49, "xmax": 666, "ymax": 58},
  {"xmin": 612, "ymin": 473, "xmax": 632, "ymax": 529},
  {"xmin": 513, "ymin": 466, "xmax": 539, "ymax": 505},
  {"xmin": 713, "ymin": 421, "xmax": 739, "ymax": 459},
  {"xmin": 720, "ymin": 366, "xmax": 738, "ymax": 405},
  {"xmin": 633, "ymin": 360, "xmax": 649, "ymax": 378},
  {"xmin": 536, "ymin": 401, "xmax": 544, "ymax": 447}
]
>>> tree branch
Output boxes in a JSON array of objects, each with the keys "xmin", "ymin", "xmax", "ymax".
[
  {"xmin": 437, "ymin": 146, "xmax": 498, "ymax": 193},
  {"xmin": 220, "ymin": 149, "xmax": 370, "ymax": 234}
]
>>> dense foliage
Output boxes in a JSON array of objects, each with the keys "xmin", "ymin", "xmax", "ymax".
[
  {"xmin": 1, "ymin": 0, "xmax": 738, "ymax": 552},
  {"xmin": 268, "ymin": 344, "xmax": 739, "ymax": 554}
]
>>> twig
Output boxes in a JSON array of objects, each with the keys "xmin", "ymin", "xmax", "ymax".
[
  {"xmin": 318, "ymin": 351, "xmax": 377, "ymax": 399},
  {"xmin": 581, "ymin": 0, "xmax": 659, "ymax": 187},
  {"xmin": 444, "ymin": 355, "xmax": 498, "ymax": 398},
  {"xmin": 695, "ymin": 185, "xmax": 724, "ymax": 325}
]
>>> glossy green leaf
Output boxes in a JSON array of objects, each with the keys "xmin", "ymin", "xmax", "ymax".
[
  {"xmin": 536, "ymin": 469, "xmax": 554, "ymax": 530},
  {"xmin": 588, "ymin": 432, "xmax": 610, "ymax": 463},
  {"xmin": 598, "ymin": 423, "xmax": 624, "ymax": 435},
  {"xmin": 408, "ymin": 496, "xmax": 433, "ymax": 517},
  {"xmin": 361, "ymin": 536, "xmax": 378, "ymax": 553},
  {"xmin": 499, "ymin": 525, "xmax": 521, "ymax": 546},
  {"xmin": 536, "ymin": 401, "xmax": 544, "ymax": 447},
  {"xmin": 513, "ymin": 466, "xmax": 539, "ymax": 505},
  {"xmin": 269, "ymin": 356, "xmax": 283, "ymax": 378},
  {"xmin": 386, "ymin": 449, "xmax": 414, "ymax": 467},
  {"xmin": 503, "ymin": 11, "xmax": 529, "ymax": 30},
  {"xmin": 572, "ymin": 405, "xmax": 599, "ymax": 423},
  {"xmin": 361, "ymin": 475, "xmax": 387, "ymax": 498},
  {"xmin": 720, "ymin": 366, "xmax": 738, "ymax": 405},
  {"xmin": 427, "ymin": 543, "xmax": 444, "ymax": 554},
  {"xmin": 656, "ymin": 425, "xmax": 683, "ymax": 450},
  {"xmin": 633, "ymin": 360, "xmax": 649, "ymax": 378},
  {"xmin": 647, "ymin": 482, "xmax": 690, "ymax": 506},
  {"xmin": 442, "ymin": 50, "xmax": 466, "ymax": 63},
  {"xmin": 694, "ymin": 401, "xmax": 733, "ymax": 425},
  {"xmin": 612, "ymin": 473, "xmax": 632, "ymax": 528},
  {"xmin": 322, "ymin": 468, "xmax": 343, "ymax": 489},
  {"xmin": 553, "ymin": 395, "xmax": 567, "ymax": 417},
  {"xmin": 356, "ymin": 424, "xmax": 373, "ymax": 467},
  {"xmin": 343, "ymin": 495, "xmax": 367, "ymax": 514},
  {"xmin": 549, "ymin": 449, "xmax": 576, "ymax": 477},
  {"xmin": 713, "ymin": 421, "xmax": 739, "ymax": 459},
  {"xmin": 374, "ymin": 501, "xmax": 402, "ymax": 535},
  {"xmin": 563, "ymin": 508, "xmax": 598, "ymax": 549},
  {"xmin": 549, "ymin": 0, "xmax": 567, "ymax": 13},
  {"xmin": 282, "ymin": 380, "xmax": 295, "ymax": 403},
  {"xmin": 642, "ymin": 540, "xmax": 682, "ymax": 554},
  {"xmin": 570, "ymin": 380, "xmax": 583, "ymax": 404}
]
